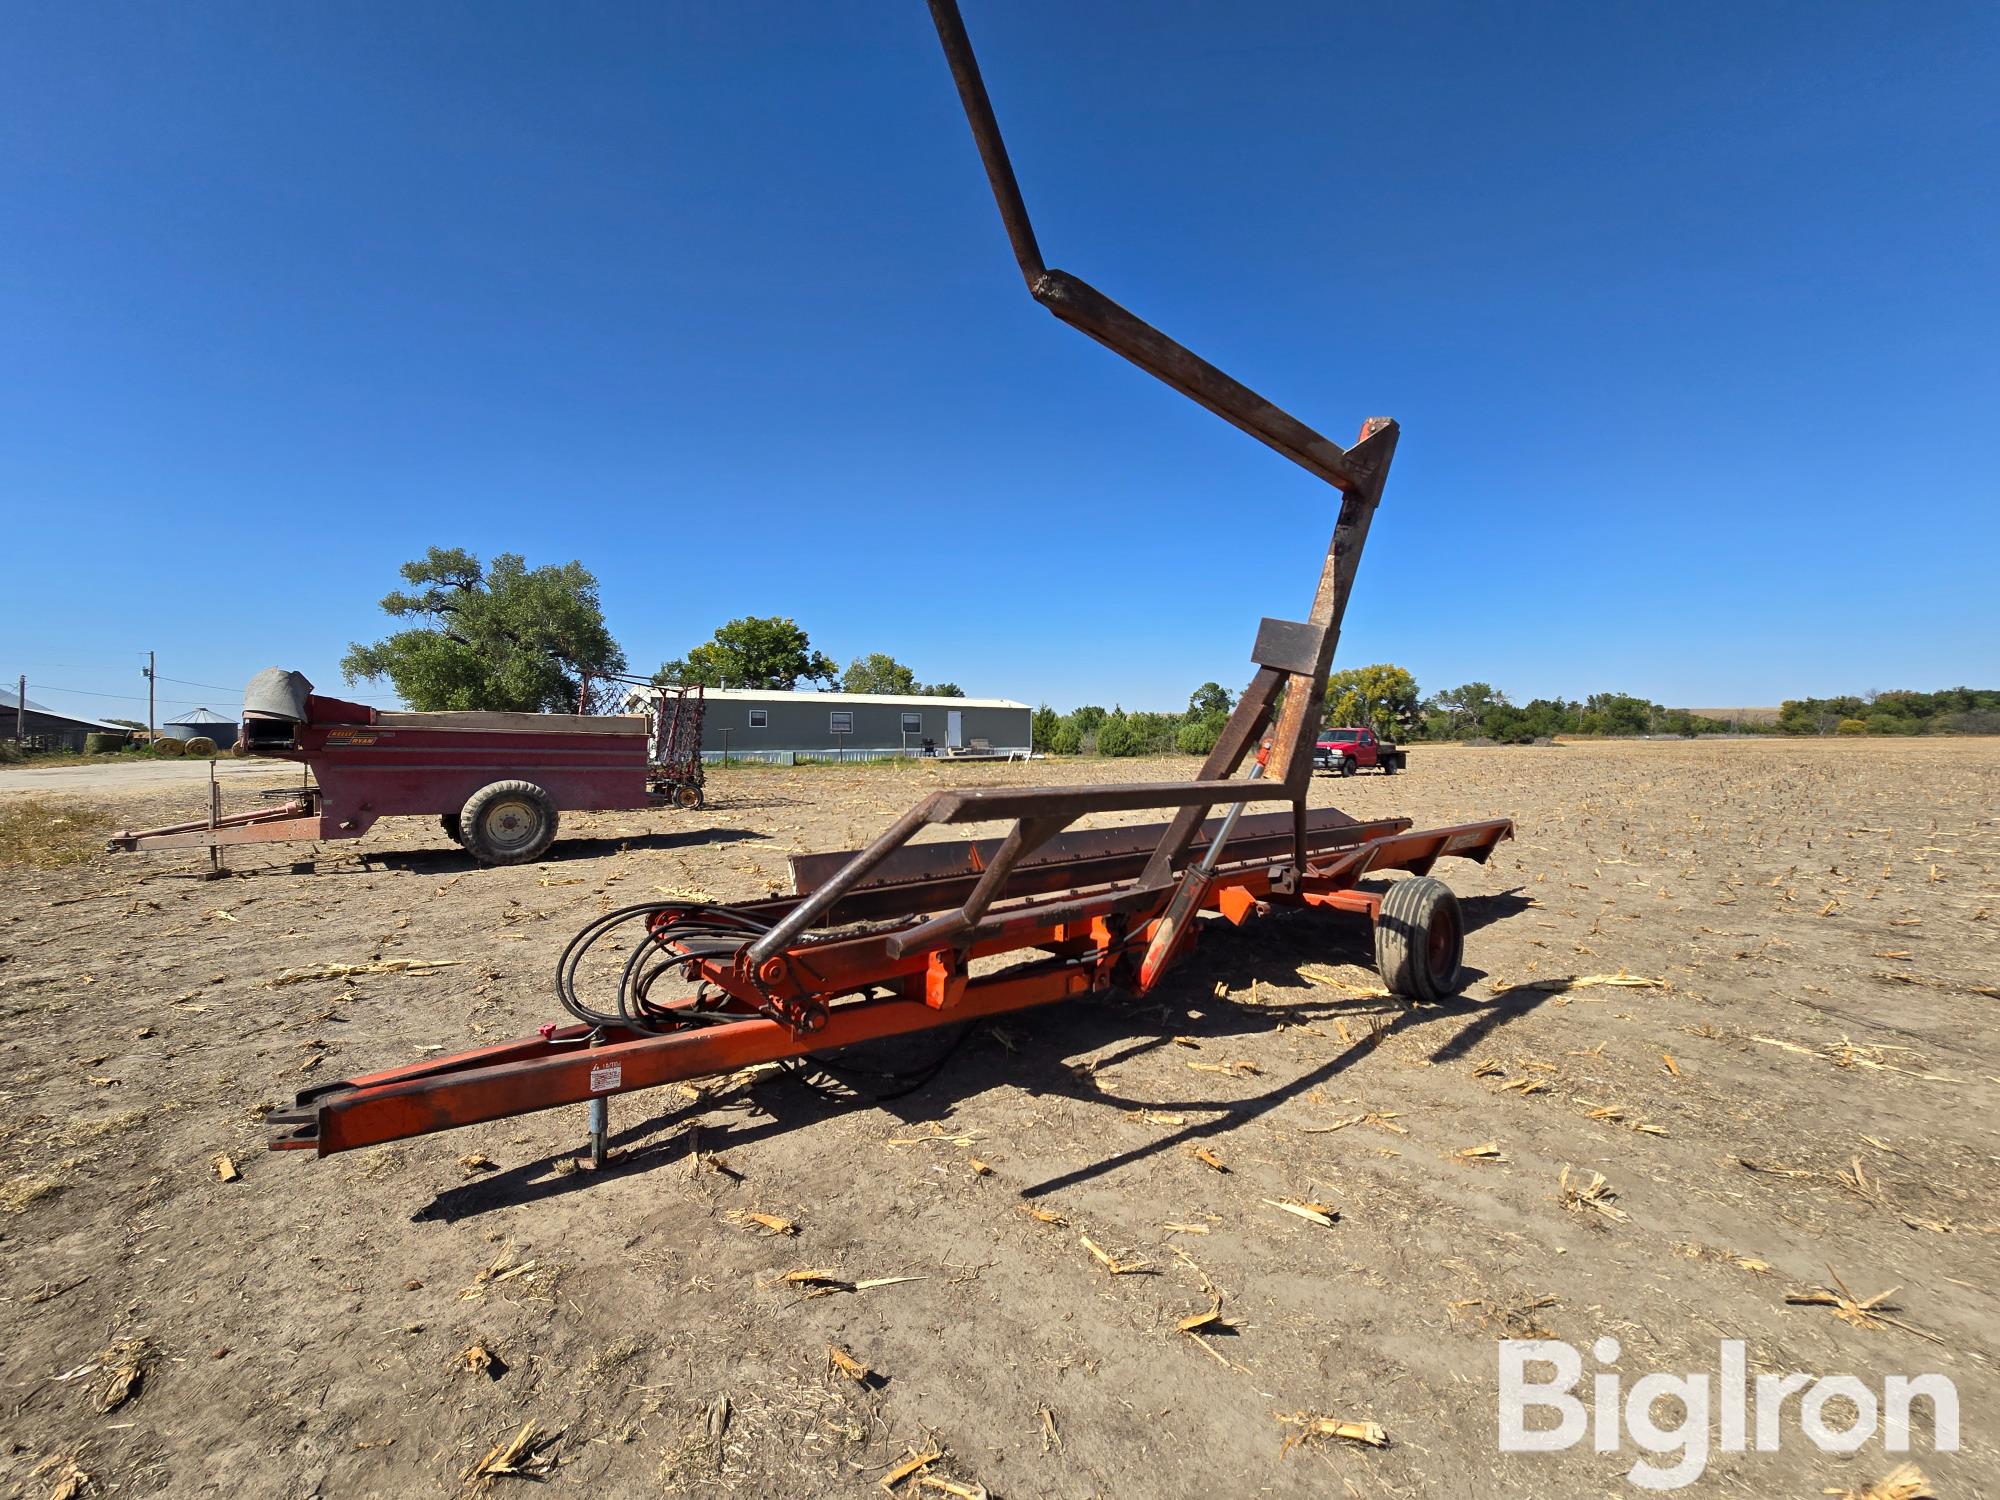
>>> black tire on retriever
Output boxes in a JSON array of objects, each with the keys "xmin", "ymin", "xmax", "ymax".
[{"xmin": 1373, "ymin": 876, "xmax": 1465, "ymax": 1003}]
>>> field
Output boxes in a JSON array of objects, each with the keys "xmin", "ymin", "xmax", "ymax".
[{"xmin": 1, "ymin": 739, "xmax": 1995, "ymax": 1498}]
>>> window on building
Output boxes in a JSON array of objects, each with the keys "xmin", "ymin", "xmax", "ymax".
[
  {"xmin": 747, "ymin": 709, "xmax": 768, "ymax": 729},
  {"xmin": 829, "ymin": 710, "xmax": 854, "ymax": 734},
  {"xmin": 901, "ymin": 713, "xmax": 923, "ymax": 734}
]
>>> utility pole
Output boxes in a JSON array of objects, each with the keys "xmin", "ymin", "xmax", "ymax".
[
  {"xmin": 145, "ymin": 651, "xmax": 155, "ymax": 742},
  {"xmin": 14, "ymin": 674, "xmax": 23, "ymax": 744}
]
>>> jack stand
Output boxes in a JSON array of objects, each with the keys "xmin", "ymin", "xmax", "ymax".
[
  {"xmin": 576, "ymin": 1033, "xmax": 623, "ymax": 1171},
  {"xmin": 200, "ymin": 760, "xmax": 228, "ymax": 881}
]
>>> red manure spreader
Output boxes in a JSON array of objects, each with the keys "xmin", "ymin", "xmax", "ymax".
[{"xmin": 109, "ymin": 673, "xmax": 706, "ymax": 866}]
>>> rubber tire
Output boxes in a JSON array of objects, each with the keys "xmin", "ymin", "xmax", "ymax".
[
  {"xmin": 1374, "ymin": 876, "xmax": 1465, "ymax": 1003},
  {"xmin": 674, "ymin": 784, "xmax": 701, "ymax": 810},
  {"xmin": 1340, "ymin": 756, "xmax": 1357, "ymax": 778},
  {"xmin": 439, "ymin": 812, "xmax": 463, "ymax": 846},
  {"xmin": 458, "ymin": 780, "xmax": 558, "ymax": 866}
]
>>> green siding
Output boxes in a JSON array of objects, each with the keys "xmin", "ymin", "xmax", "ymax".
[{"xmin": 701, "ymin": 700, "xmax": 1029, "ymax": 755}]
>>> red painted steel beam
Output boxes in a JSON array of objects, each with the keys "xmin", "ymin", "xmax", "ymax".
[
  {"xmin": 107, "ymin": 802, "xmax": 326, "ymax": 850},
  {"xmin": 276, "ymin": 959, "xmax": 1100, "ymax": 1156},
  {"xmin": 924, "ymin": 778, "xmax": 1316, "ymax": 823},
  {"xmin": 788, "ymin": 805, "xmax": 1379, "ymax": 897},
  {"xmin": 888, "ymin": 819, "xmax": 1513, "ymax": 955},
  {"xmin": 924, "ymin": 1, "xmax": 1372, "ymax": 495}
]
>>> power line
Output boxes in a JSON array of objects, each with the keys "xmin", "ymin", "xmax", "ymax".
[
  {"xmin": 4, "ymin": 663, "xmax": 242, "ymax": 697},
  {"xmin": 0, "ymin": 660, "xmax": 236, "ymax": 692},
  {"xmin": 7, "ymin": 660, "xmax": 145, "ymax": 674},
  {"xmin": 0, "ymin": 675, "xmax": 217, "ymax": 709}
]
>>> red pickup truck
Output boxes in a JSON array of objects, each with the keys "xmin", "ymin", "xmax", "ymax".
[{"xmin": 1313, "ymin": 726, "xmax": 1406, "ymax": 776}]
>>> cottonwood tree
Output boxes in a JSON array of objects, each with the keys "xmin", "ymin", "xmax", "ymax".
[
  {"xmin": 342, "ymin": 547, "xmax": 624, "ymax": 713},
  {"xmin": 1324, "ymin": 664, "xmax": 1420, "ymax": 735},
  {"xmin": 658, "ymin": 617, "xmax": 838, "ymax": 691},
  {"xmin": 842, "ymin": 653, "xmax": 967, "ymax": 697}
]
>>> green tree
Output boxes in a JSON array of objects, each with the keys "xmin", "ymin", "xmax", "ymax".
[
  {"xmin": 1124, "ymin": 712, "xmax": 1181, "ymax": 753},
  {"xmin": 842, "ymin": 653, "xmax": 918, "ymax": 695},
  {"xmin": 1070, "ymin": 705, "xmax": 1108, "ymax": 738},
  {"xmin": 1186, "ymin": 682, "xmax": 1233, "ymax": 721},
  {"xmin": 1655, "ymin": 709, "xmax": 1709, "ymax": 737},
  {"xmin": 834, "ymin": 653, "xmax": 965, "ymax": 697},
  {"xmin": 659, "ymin": 617, "xmax": 837, "ymax": 690},
  {"xmin": 1940, "ymin": 707, "xmax": 2000, "ymax": 734},
  {"xmin": 1324, "ymin": 664, "xmax": 1419, "ymax": 736},
  {"xmin": 1777, "ymin": 696, "xmax": 1866, "ymax": 735},
  {"xmin": 1175, "ymin": 719, "xmax": 1220, "ymax": 755},
  {"xmin": 1579, "ymin": 692, "xmax": 1654, "ymax": 737},
  {"xmin": 1482, "ymin": 704, "xmax": 1534, "ymax": 744},
  {"xmin": 1032, "ymin": 704, "xmax": 1061, "ymax": 750},
  {"xmin": 1096, "ymin": 714, "xmax": 1142, "ymax": 757},
  {"xmin": 342, "ymin": 547, "xmax": 624, "ymax": 713},
  {"xmin": 1517, "ymin": 698, "xmax": 1576, "ymax": 740},
  {"xmin": 1050, "ymin": 720, "xmax": 1083, "ymax": 755},
  {"xmin": 1424, "ymin": 681, "xmax": 1506, "ymax": 738}
]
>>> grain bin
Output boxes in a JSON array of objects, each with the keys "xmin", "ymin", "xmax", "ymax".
[{"xmin": 161, "ymin": 706, "xmax": 237, "ymax": 745}]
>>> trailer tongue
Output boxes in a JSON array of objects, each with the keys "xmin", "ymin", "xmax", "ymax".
[{"xmin": 268, "ymin": 0, "xmax": 1517, "ymax": 1162}]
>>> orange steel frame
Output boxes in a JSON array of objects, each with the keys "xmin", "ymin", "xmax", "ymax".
[
  {"xmin": 266, "ymin": 1, "xmax": 1518, "ymax": 1160},
  {"xmin": 270, "ymin": 816, "xmax": 1510, "ymax": 1156}
]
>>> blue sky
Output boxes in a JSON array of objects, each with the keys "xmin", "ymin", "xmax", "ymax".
[{"xmin": 4, "ymin": 1, "xmax": 1995, "ymax": 723}]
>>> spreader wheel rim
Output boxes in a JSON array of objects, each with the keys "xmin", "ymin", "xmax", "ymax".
[
  {"xmin": 483, "ymin": 798, "xmax": 545, "ymax": 853},
  {"xmin": 460, "ymin": 780, "xmax": 560, "ymax": 866}
]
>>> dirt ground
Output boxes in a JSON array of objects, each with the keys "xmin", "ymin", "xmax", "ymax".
[{"xmin": 1, "ymin": 739, "xmax": 1995, "ymax": 1499}]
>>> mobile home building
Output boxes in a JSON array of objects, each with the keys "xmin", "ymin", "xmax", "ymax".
[{"xmin": 691, "ymin": 688, "xmax": 1031, "ymax": 762}]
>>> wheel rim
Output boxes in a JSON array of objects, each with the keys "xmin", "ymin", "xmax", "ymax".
[
  {"xmin": 1426, "ymin": 900, "xmax": 1461, "ymax": 977},
  {"xmin": 481, "ymin": 797, "xmax": 545, "ymax": 854}
]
